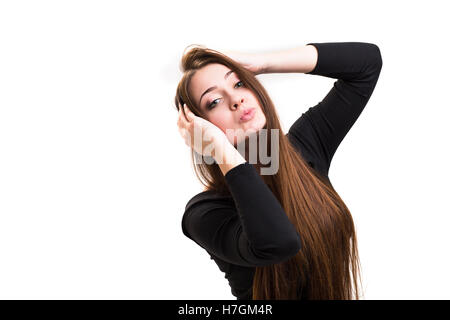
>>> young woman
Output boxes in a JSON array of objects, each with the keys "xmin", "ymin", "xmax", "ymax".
[{"xmin": 174, "ymin": 42, "xmax": 383, "ymax": 300}]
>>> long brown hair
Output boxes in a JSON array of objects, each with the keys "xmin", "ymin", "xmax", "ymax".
[{"xmin": 174, "ymin": 45, "xmax": 362, "ymax": 300}]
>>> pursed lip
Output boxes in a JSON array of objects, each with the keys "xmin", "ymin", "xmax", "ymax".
[{"xmin": 240, "ymin": 108, "xmax": 256, "ymax": 122}]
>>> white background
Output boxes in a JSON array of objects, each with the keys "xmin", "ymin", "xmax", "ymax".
[{"xmin": 0, "ymin": 0, "xmax": 449, "ymax": 299}]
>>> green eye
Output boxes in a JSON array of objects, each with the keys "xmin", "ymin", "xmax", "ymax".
[
  {"xmin": 207, "ymin": 81, "xmax": 244, "ymax": 110},
  {"xmin": 208, "ymin": 99, "xmax": 219, "ymax": 110}
]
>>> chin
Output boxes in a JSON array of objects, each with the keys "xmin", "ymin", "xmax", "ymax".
[
  {"xmin": 232, "ymin": 129, "xmax": 260, "ymax": 148},
  {"xmin": 228, "ymin": 117, "xmax": 267, "ymax": 146}
]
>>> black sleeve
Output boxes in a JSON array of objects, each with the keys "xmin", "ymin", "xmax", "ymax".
[
  {"xmin": 288, "ymin": 42, "xmax": 383, "ymax": 175},
  {"xmin": 182, "ymin": 162, "xmax": 302, "ymax": 267}
]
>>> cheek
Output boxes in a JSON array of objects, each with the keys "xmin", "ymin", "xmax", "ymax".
[
  {"xmin": 209, "ymin": 112, "xmax": 234, "ymax": 133},
  {"xmin": 252, "ymin": 108, "xmax": 266, "ymax": 127},
  {"xmin": 258, "ymin": 110, "xmax": 267, "ymax": 126}
]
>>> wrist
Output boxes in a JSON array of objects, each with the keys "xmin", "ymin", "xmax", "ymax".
[
  {"xmin": 258, "ymin": 53, "xmax": 271, "ymax": 75},
  {"xmin": 260, "ymin": 45, "xmax": 318, "ymax": 74},
  {"xmin": 213, "ymin": 141, "xmax": 246, "ymax": 176}
]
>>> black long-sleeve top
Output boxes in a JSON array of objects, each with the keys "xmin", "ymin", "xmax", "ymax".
[{"xmin": 181, "ymin": 42, "xmax": 383, "ymax": 300}]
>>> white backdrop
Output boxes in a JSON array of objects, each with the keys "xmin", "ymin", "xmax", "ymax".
[{"xmin": 0, "ymin": 0, "xmax": 449, "ymax": 299}]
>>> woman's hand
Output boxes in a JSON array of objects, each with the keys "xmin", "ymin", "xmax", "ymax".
[
  {"xmin": 177, "ymin": 104, "xmax": 229, "ymax": 158},
  {"xmin": 221, "ymin": 50, "xmax": 268, "ymax": 75}
]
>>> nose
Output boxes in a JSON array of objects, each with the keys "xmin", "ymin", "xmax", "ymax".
[{"xmin": 231, "ymin": 98, "xmax": 244, "ymax": 110}]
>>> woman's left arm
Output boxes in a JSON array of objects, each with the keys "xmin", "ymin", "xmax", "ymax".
[
  {"xmin": 223, "ymin": 45, "xmax": 318, "ymax": 75},
  {"xmin": 260, "ymin": 44, "xmax": 319, "ymax": 74},
  {"xmin": 287, "ymin": 42, "xmax": 383, "ymax": 175},
  {"xmin": 227, "ymin": 42, "xmax": 383, "ymax": 174}
]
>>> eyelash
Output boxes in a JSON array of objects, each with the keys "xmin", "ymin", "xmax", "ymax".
[{"xmin": 207, "ymin": 81, "xmax": 244, "ymax": 110}]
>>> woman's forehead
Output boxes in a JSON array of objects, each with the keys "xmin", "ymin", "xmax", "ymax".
[
  {"xmin": 190, "ymin": 64, "xmax": 235, "ymax": 101},
  {"xmin": 196, "ymin": 63, "xmax": 232, "ymax": 80}
]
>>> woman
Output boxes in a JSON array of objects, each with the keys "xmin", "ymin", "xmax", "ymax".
[{"xmin": 174, "ymin": 42, "xmax": 383, "ymax": 300}]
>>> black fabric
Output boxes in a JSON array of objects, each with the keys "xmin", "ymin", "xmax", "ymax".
[{"xmin": 181, "ymin": 42, "xmax": 383, "ymax": 300}]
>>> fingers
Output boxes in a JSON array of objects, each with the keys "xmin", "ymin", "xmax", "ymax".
[
  {"xmin": 177, "ymin": 103, "xmax": 201, "ymax": 150},
  {"xmin": 177, "ymin": 109, "xmax": 190, "ymax": 147},
  {"xmin": 177, "ymin": 103, "xmax": 193, "ymax": 136},
  {"xmin": 179, "ymin": 104, "xmax": 195, "ymax": 127},
  {"xmin": 182, "ymin": 104, "xmax": 193, "ymax": 122},
  {"xmin": 177, "ymin": 106, "xmax": 183, "ymax": 128},
  {"xmin": 177, "ymin": 104, "xmax": 186, "ymax": 124}
]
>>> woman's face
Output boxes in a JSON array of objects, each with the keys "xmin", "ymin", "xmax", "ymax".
[{"xmin": 189, "ymin": 63, "xmax": 266, "ymax": 145}]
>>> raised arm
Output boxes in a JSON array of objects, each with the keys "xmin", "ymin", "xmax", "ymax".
[
  {"xmin": 223, "ymin": 42, "xmax": 382, "ymax": 175},
  {"xmin": 286, "ymin": 42, "xmax": 383, "ymax": 175},
  {"xmin": 261, "ymin": 44, "xmax": 319, "ymax": 74}
]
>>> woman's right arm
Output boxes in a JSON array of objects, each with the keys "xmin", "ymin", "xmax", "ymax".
[
  {"xmin": 183, "ymin": 161, "xmax": 302, "ymax": 267},
  {"xmin": 179, "ymin": 107, "xmax": 301, "ymax": 267},
  {"xmin": 178, "ymin": 103, "xmax": 301, "ymax": 266},
  {"xmin": 215, "ymin": 141, "xmax": 246, "ymax": 176}
]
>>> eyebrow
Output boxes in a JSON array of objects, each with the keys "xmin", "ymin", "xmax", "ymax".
[{"xmin": 199, "ymin": 70, "xmax": 234, "ymax": 106}]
